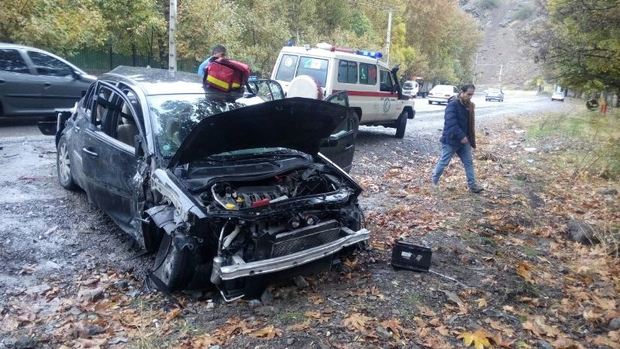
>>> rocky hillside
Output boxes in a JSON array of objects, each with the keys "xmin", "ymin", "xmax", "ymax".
[{"xmin": 461, "ymin": 0, "xmax": 542, "ymax": 89}]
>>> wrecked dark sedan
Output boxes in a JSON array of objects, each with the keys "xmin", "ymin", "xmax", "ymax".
[{"xmin": 47, "ymin": 66, "xmax": 367, "ymax": 300}]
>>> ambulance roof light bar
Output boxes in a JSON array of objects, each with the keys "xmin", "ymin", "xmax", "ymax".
[{"xmin": 315, "ymin": 42, "xmax": 383, "ymax": 59}]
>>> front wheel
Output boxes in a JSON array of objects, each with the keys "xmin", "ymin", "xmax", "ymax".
[
  {"xmin": 394, "ymin": 110, "xmax": 407, "ymax": 139},
  {"xmin": 57, "ymin": 135, "xmax": 77, "ymax": 190},
  {"xmin": 151, "ymin": 234, "xmax": 193, "ymax": 291}
]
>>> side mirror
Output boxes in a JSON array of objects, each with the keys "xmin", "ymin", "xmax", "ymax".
[{"xmin": 72, "ymin": 69, "xmax": 82, "ymax": 80}]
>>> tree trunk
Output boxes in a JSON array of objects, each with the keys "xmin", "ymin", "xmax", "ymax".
[{"xmin": 109, "ymin": 43, "xmax": 113, "ymax": 71}]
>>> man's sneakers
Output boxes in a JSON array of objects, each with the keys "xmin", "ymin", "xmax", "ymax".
[{"xmin": 469, "ymin": 184, "xmax": 484, "ymax": 193}]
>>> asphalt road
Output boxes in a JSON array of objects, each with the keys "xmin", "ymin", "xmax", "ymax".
[
  {"xmin": 360, "ymin": 90, "xmax": 578, "ymax": 138},
  {"xmin": 0, "ymin": 91, "xmax": 577, "ymax": 141}
]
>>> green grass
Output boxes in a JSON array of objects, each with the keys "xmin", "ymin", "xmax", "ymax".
[
  {"xmin": 404, "ymin": 292, "xmax": 422, "ymax": 307},
  {"xmin": 522, "ymin": 245, "xmax": 539, "ymax": 258},
  {"xmin": 512, "ymin": 5, "xmax": 534, "ymax": 21},
  {"xmin": 527, "ymin": 111, "xmax": 620, "ymax": 179},
  {"xmin": 477, "ymin": 0, "xmax": 501, "ymax": 10},
  {"xmin": 400, "ymin": 292, "xmax": 422, "ymax": 317},
  {"xmin": 275, "ymin": 310, "xmax": 305, "ymax": 324}
]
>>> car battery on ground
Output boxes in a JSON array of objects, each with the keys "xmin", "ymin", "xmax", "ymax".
[{"xmin": 391, "ymin": 240, "xmax": 432, "ymax": 272}]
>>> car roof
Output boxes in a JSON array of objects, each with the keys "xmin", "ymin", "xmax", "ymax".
[
  {"xmin": 279, "ymin": 46, "xmax": 389, "ymax": 69},
  {"xmin": 0, "ymin": 42, "xmax": 41, "ymax": 50},
  {"xmin": 431, "ymin": 84, "xmax": 455, "ymax": 89},
  {"xmin": 0, "ymin": 42, "xmax": 86, "ymax": 74},
  {"xmin": 102, "ymin": 66, "xmax": 206, "ymax": 96}
]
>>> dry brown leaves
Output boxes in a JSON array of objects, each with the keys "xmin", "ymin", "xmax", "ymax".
[
  {"xmin": 342, "ymin": 312, "xmax": 372, "ymax": 332},
  {"xmin": 458, "ymin": 328, "xmax": 492, "ymax": 349}
]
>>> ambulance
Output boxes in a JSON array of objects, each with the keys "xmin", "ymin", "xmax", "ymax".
[{"xmin": 270, "ymin": 43, "xmax": 415, "ymax": 138}]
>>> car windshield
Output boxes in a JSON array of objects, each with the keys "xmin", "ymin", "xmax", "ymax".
[
  {"xmin": 206, "ymin": 147, "xmax": 309, "ymax": 161},
  {"xmin": 488, "ymin": 89, "xmax": 500, "ymax": 93},
  {"xmin": 403, "ymin": 82, "xmax": 413, "ymax": 88},
  {"xmin": 432, "ymin": 86, "xmax": 453, "ymax": 93},
  {"xmin": 148, "ymin": 94, "xmax": 244, "ymax": 158}
]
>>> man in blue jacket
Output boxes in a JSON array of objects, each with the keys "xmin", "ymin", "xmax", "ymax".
[
  {"xmin": 431, "ymin": 84, "xmax": 483, "ymax": 193},
  {"xmin": 197, "ymin": 44, "xmax": 227, "ymax": 79}
]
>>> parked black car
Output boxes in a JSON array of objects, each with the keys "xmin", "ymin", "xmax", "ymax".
[
  {"xmin": 43, "ymin": 66, "xmax": 367, "ymax": 300},
  {"xmin": 0, "ymin": 43, "xmax": 95, "ymax": 117}
]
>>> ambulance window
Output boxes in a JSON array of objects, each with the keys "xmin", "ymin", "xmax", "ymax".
[
  {"xmin": 337, "ymin": 60, "xmax": 357, "ymax": 83},
  {"xmin": 380, "ymin": 70, "xmax": 394, "ymax": 92},
  {"xmin": 275, "ymin": 54, "xmax": 298, "ymax": 82},
  {"xmin": 359, "ymin": 63, "xmax": 377, "ymax": 85},
  {"xmin": 297, "ymin": 57, "xmax": 328, "ymax": 87}
]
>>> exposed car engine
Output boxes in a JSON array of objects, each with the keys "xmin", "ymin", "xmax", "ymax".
[
  {"xmin": 204, "ymin": 167, "xmax": 340, "ymax": 210},
  {"xmin": 165, "ymin": 164, "xmax": 366, "ymax": 300}
]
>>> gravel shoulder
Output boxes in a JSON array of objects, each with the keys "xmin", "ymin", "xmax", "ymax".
[{"xmin": 1, "ymin": 99, "xmax": 616, "ymax": 349}]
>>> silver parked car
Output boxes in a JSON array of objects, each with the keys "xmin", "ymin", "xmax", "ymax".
[
  {"xmin": 427, "ymin": 84, "xmax": 458, "ymax": 105},
  {"xmin": 485, "ymin": 88, "xmax": 504, "ymax": 102},
  {"xmin": 0, "ymin": 43, "xmax": 96, "ymax": 117}
]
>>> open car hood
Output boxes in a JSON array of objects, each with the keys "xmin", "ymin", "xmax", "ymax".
[{"xmin": 168, "ymin": 97, "xmax": 348, "ymax": 168}]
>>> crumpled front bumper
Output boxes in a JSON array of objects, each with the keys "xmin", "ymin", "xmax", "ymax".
[{"xmin": 211, "ymin": 227, "xmax": 369, "ymax": 283}]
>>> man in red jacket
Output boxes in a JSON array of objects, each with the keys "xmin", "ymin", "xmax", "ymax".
[{"xmin": 431, "ymin": 84, "xmax": 483, "ymax": 193}]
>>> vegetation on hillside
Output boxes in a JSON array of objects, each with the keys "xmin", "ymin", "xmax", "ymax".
[
  {"xmin": 0, "ymin": 0, "xmax": 480, "ymax": 83},
  {"xmin": 527, "ymin": 0, "xmax": 620, "ymax": 93}
]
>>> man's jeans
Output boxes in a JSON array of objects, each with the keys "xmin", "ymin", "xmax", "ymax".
[{"xmin": 432, "ymin": 142, "xmax": 477, "ymax": 188}]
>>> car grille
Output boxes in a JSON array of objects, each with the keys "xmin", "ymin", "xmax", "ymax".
[{"xmin": 271, "ymin": 220, "xmax": 342, "ymax": 258}]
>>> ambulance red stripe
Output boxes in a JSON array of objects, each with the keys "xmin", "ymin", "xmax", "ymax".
[{"xmin": 332, "ymin": 90, "xmax": 397, "ymax": 97}]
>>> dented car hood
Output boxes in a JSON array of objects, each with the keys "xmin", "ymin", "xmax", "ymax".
[{"xmin": 168, "ymin": 97, "xmax": 348, "ymax": 168}]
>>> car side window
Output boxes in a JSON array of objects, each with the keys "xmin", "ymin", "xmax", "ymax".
[
  {"xmin": 112, "ymin": 96, "xmax": 139, "ymax": 147},
  {"xmin": 337, "ymin": 60, "xmax": 357, "ymax": 83},
  {"xmin": 380, "ymin": 70, "xmax": 393, "ymax": 92},
  {"xmin": 0, "ymin": 49, "xmax": 30, "ymax": 74},
  {"xmin": 359, "ymin": 63, "xmax": 376, "ymax": 85},
  {"xmin": 81, "ymin": 83, "xmax": 96, "ymax": 118},
  {"xmin": 27, "ymin": 51, "xmax": 73, "ymax": 77},
  {"xmin": 93, "ymin": 85, "xmax": 115, "ymax": 130}
]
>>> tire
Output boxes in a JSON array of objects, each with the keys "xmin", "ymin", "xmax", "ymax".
[
  {"xmin": 57, "ymin": 135, "xmax": 77, "ymax": 190},
  {"xmin": 394, "ymin": 110, "xmax": 407, "ymax": 139},
  {"xmin": 151, "ymin": 234, "xmax": 193, "ymax": 291}
]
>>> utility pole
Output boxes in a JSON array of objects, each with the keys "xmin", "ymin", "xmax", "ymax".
[
  {"xmin": 385, "ymin": 9, "xmax": 392, "ymax": 66},
  {"xmin": 498, "ymin": 63, "xmax": 503, "ymax": 86},
  {"xmin": 168, "ymin": 0, "xmax": 177, "ymax": 72},
  {"xmin": 473, "ymin": 52, "xmax": 479, "ymax": 84}
]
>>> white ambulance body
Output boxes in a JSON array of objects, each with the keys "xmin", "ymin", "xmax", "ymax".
[{"xmin": 270, "ymin": 44, "xmax": 415, "ymax": 138}]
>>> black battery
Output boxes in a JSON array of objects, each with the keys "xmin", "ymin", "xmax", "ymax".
[{"xmin": 391, "ymin": 240, "xmax": 432, "ymax": 272}]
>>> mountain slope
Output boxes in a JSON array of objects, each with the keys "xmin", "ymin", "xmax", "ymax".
[{"xmin": 462, "ymin": 0, "xmax": 541, "ymax": 88}]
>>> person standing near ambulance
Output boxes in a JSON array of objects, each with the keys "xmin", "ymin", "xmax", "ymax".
[{"xmin": 197, "ymin": 44, "xmax": 227, "ymax": 79}]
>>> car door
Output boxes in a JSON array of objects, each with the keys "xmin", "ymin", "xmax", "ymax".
[
  {"xmin": 26, "ymin": 50, "xmax": 89, "ymax": 113},
  {"xmin": 379, "ymin": 69, "xmax": 398, "ymax": 121},
  {"xmin": 320, "ymin": 91, "xmax": 358, "ymax": 172},
  {"xmin": 80, "ymin": 82, "xmax": 142, "ymax": 232},
  {"xmin": 242, "ymin": 79, "xmax": 285, "ymax": 104},
  {"xmin": 0, "ymin": 48, "xmax": 46, "ymax": 115}
]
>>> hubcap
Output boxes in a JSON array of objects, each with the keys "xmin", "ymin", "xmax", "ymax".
[{"xmin": 58, "ymin": 142, "xmax": 71, "ymax": 183}]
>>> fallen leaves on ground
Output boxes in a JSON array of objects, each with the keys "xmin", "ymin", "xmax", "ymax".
[
  {"xmin": 250, "ymin": 325, "xmax": 282, "ymax": 339},
  {"xmin": 458, "ymin": 329, "xmax": 492, "ymax": 349},
  {"xmin": 342, "ymin": 313, "xmax": 372, "ymax": 332}
]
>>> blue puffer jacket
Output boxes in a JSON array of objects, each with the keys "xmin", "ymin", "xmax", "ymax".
[{"xmin": 440, "ymin": 99, "xmax": 472, "ymax": 147}]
